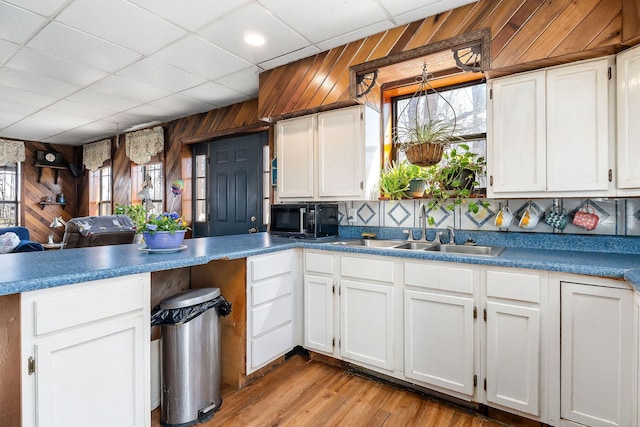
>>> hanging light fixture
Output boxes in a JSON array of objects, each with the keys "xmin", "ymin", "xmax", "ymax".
[{"xmin": 393, "ymin": 64, "xmax": 460, "ymax": 167}]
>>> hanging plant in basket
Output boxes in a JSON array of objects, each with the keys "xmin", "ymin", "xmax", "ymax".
[{"xmin": 393, "ymin": 65, "xmax": 461, "ymax": 167}]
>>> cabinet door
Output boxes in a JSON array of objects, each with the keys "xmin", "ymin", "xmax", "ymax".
[
  {"xmin": 485, "ymin": 301, "xmax": 540, "ymax": 416},
  {"xmin": 561, "ymin": 282, "xmax": 633, "ymax": 427},
  {"xmin": 316, "ymin": 106, "xmax": 363, "ymax": 199},
  {"xmin": 303, "ymin": 274, "xmax": 334, "ymax": 354},
  {"xmin": 404, "ymin": 290, "xmax": 474, "ymax": 397},
  {"xmin": 33, "ymin": 314, "xmax": 147, "ymax": 427},
  {"xmin": 489, "ymin": 72, "xmax": 546, "ymax": 194},
  {"xmin": 340, "ymin": 279, "xmax": 394, "ymax": 370},
  {"xmin": 617, "ymin": 44, "xmax": 640, "ymax": 191},
  {"xmin": 276, "ymin": 115, "xmax": 315, "ymax": 199},
  {"xmin": 546, "ymin": 59, "xmax": 611, "ymax": 192}
]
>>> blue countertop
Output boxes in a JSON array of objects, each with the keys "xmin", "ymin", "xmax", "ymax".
[{"xmin": 2, "ymin": 232, "xmax": 640, "ymax": 296}]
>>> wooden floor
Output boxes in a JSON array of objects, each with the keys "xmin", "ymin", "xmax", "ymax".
[{"xmin": 151, "ymin": 355, "xmax": 506, "ymax": 427}]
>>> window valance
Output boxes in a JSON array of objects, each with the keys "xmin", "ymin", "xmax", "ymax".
[
  {"xmin": 83, "ymin": 138, "xmax": 111, "ymax": 171},
  {"xmin": 0, "ymin": 139, "xmax": 25, "ymax": 166},
  {"xmin": 125, "ymin": 126, "xmax": 164, "ymax": 165}
]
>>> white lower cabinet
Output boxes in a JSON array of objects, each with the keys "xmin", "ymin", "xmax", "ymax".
[
  {"xmin": 560, "ymin": 280, "xmax": 633, "ymax": 427},
  {"xmin": 483, "ymin": 269, "xmax": 545, "ymax": 418},
  {"xmin": 403, "ymin": 262, "xmax": 476, "ymax": 399},
  {"xmin": 21, "ymin": 273, "xmax": 150, "ymax": 427},
  {"xmin": 246, "ymin": 250, "xmax": 298, "ymax": 373},
  {"xmin": 303, "ymin": 250, "xmax": 336, "ymax": 355}
]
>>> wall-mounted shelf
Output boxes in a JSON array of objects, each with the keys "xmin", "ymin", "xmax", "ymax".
[
  {"xmin": 36, "ymin": 165, "xmax": 66, "ymax": 184},
  {"xmin": 34, "ymin": 150, "xmax": 66, "ymax": 184},
  {"xmin": 39, "ymin": 202, "xmax": 67, "ymax": 210}
]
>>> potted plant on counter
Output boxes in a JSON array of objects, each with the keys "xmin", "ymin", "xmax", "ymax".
[{"xmin": 140, "ymin": 212, "xmax": 190, "ymax": 250}]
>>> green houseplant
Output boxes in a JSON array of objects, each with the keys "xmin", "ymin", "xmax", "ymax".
[
  {"xmin": 379, "ymin": 161, "xmax": 431, "ymax": 200},
  {"xmin": 425, "ymin": 143, "xmax": 487, "ymax": 225},
  {"xmin": 114, "ymin": 204, "xmax": 147, "ymax": 234}
]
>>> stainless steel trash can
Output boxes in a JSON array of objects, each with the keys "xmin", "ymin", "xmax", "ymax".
[{"xmin": 153, "ymin": 288, "xmax": 231, "ymax": 427}]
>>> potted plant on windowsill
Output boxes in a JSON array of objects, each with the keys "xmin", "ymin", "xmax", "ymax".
[
  {"xmin": 424, "ymin": 143, "xmax": 487, "ymax": 225},
  {"xmin": 379, "ymin": 161, "xmax": 432, "ymax": 200}
]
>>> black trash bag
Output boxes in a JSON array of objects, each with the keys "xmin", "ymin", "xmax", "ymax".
[{"xmin": 150, "ymin": 296, "xmax": 232, "ymax": 326}]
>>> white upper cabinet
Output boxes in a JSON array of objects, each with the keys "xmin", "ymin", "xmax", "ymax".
[
  {"xmin": 617, "ymin": 43, "xmax": 640, "ymax": 194},
  {"xmin": 276, "ymin": 105, "xmax": 381, "ymax": 202},
  {"xmin": 488, "ymin": 57, "xmax": 614, "ymax": 198}
]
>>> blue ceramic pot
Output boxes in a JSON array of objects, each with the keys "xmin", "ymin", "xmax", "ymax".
[{"xmin": 142, "ymin": 230, "xmax": 186, "ymax": 250}]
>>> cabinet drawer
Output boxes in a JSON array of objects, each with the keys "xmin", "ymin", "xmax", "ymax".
[
  {"xmin": 251, "ymin": 322, "xmax": 294, "ymax": 370},
  {"xmin": 486, "ymin": 270, "xmax": 541, "ymax": 303},
  {"xmin": 251, "ymin": 295, "xmax": 292, "ymax": 337},
  {"xmin": 251, "ymin": 274, "xmax": 293, "ymax": 306},
  {"xmin": 28, "ymin": 274, "xmax": 148, "ymax": 336},
  {"xmin": 305, "ymin": 251, "xmax": 333, "ymax": 275},
  {"xmin": 404, "ymin": 262, "xmax": 474, "ymax": 294},
  {"xmin": 340, "ymin": 256, "xmax": 394, "ymax": 283},
  {"xmin": 249, "ymin": 251, "xmax": 295, "ymax": 282}
]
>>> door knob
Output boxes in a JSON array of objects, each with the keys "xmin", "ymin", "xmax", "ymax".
[{"xmin": 250, "ymin": 216, "xmax": 257, "ymax": 222}]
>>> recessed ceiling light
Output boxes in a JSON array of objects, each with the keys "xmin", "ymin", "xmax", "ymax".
[{"xmin": 244, "ymin": 33, "xmax": 266, "ymax": 46}]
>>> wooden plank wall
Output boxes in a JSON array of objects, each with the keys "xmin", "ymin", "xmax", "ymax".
[
  {"xmin": 258, "ymin": 0, "xmax": 624, "ymax": 119},
  {"xmin": 22, "ymin": 142, "xmax": 77, "ymax": 244}
]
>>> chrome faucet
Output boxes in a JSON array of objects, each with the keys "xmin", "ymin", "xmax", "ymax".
[
  {"xmin": 446, "ymin": 226, "xmax": 456, "ymax": 245},
  {"xmin": 419, "ymin": 203, "xmax": 428, "ymax": 241}
]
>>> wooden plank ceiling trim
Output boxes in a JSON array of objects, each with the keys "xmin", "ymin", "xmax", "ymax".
[
  {"xmin": 488, "ymin": 0, "xmax": 542, "ymax": 60},
  {"xmin": 171, "ymin": 99, "xmax": 265, "ymax": 145}
]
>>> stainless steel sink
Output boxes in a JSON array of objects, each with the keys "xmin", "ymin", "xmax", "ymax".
[
  {"xmin": 337, "ymin": 239, "xmax": 405, "ymax": 248},
  {"xmin": 428, "ymin": 244, "xmax": 505, "ymax": 257},
  {"xmin": 392, "ymin": 242, "xmax": 439, "ymax": 250}
]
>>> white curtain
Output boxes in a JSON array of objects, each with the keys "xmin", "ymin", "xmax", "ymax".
[
  {"xmin": 125, "ymin": 126, "xmax": 164, "ymax": 165},
  {"xmin": 83, "ymin": 139, "xmax": 111, "ymax": 171},
  {"xmin": 0, "ymin": 139, "xmax": 25, "ymax": 166}
]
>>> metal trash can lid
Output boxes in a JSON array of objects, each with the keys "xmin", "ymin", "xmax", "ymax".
[{"xmin": 159, "ymin": 288, "xmax": 221, "ymax": 309}]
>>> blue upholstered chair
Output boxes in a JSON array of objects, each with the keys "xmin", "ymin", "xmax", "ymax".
[{"xmin": 0, "ymin": 226, "xmax": 44, "ymax": 252}]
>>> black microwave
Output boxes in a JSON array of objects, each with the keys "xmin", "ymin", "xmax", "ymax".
[{"xmin": 270, "ymin": 203, "xmax": 339, "ymax": 238}]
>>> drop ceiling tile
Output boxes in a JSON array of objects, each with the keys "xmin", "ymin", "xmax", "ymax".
[
  {"xmin": 0, "ymin": 67, "xmax": 80, "ymax": 98},
  {"xmin": 198, "ymin": 3, "xmax": 309, "ymax": 65},
  {"xmin": 153, "ymin": 35, "xmax": 252, "ymax": 80},
  {"xmin": 28, "ymin": 108, "xmax": 95, "ymax": 128},
  {"xmin": 0, "ymin": 84, "xmax": 56, "ymax": 107},
  {"xmin": 117, "ymin": 57, "xmax": 207, "ymax": 93},
  {"xmin": 214, "ymin": 66, "xmax": 261, "ymax": 97},
  {"xmin": 0, "ymin": 1, "xmax": 47, "ymax": 44},
  {"xmin": 258, "ymin": 46, "xmax": 321, "ymax": 70},
  {"xmin": 258, "ymin": 0, "xmax": 388, "ymax": 43},
  {"xmin": 128, "ymin": 0, "xmax": 247, "ymax": 32},
  {"xmin": 316, "ymin": 20, "xmax": 394, "ymax": 51},
  {"xmin": 3, "ymin": 0, "xmax": 68, "ymax": 17},
  {"xmin": 6, "ymin": 48, "xmax": 108, "ymax": 86},
  {"xmin": 67, "ymin": 87, "xmax": 143, "ymax": 113},
  {"xmin": 0, "ymin": 39, "xmax": 18, "ymax": 64},
  {"xmin": 113, "ymin": 103, "xmax": 177, "ymax": 123},
  {"xmin": 49, "ymin": 99, "xmax": 117, "ymax": 121},
  {"xmin": 179, "ymin": 82, "xmax": 248, "ymax": 107},
  {"xmin": 56, "ymin": 0, "xmax": 187, "ymax": 55},
  {"xmin": 149, "ymin": 94, "xmax": 213, "ymax": 117},
  {"xmin": 26, "ymin": 22, "xmax": 141, "ymax": 72},
  {"xmin": 1, "ymin": 118, "xmax": 68, "ymax": 141},
  {"xmin": 89, "ymin": 74, "xmax": 171, "ymax": 103},
  {"xmin": 0, "ymin": 99, "xmax": 41, "ymax": 117}
]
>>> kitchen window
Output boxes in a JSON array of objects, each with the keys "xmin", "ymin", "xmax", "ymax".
[
  {"xmin": 393, "ymin": 80, "xmax": 487, "ymax": 186},
  {"xmin": 0, "ymin": 163, "xmax": 19, "ymax": 226},
  {"xmin": 132, "ymin": 162, "xmax": 163, "ymax": 214}
]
